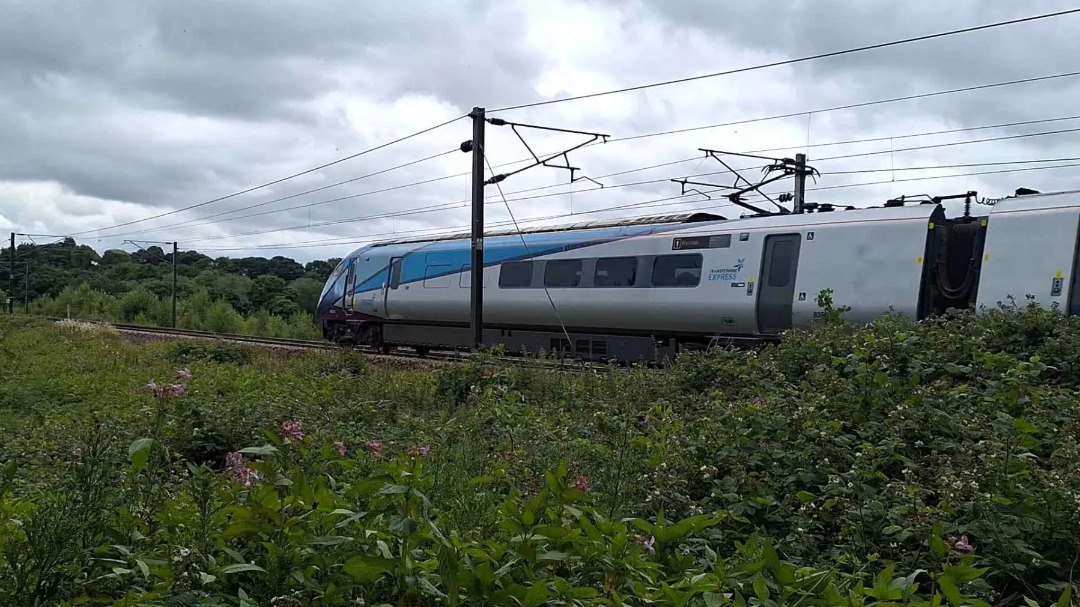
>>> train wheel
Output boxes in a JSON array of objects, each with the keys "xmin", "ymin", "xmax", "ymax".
[{"xmin": 415, "ymin": 346, "xmax": 430, "ymax": 357}]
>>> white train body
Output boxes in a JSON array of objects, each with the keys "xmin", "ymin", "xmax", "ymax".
[{"xmin": 316, "ymin": 188, "xmax": 1080, "ymax": 361}]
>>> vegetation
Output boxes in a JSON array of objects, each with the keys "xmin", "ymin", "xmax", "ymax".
[
  {"xmin": 1, "ymin": 299, "xmax": 1079, "ymax": 606},
  {"xmin": 1, "ymin": 238, "xmax": 339, "ymax": 338}
]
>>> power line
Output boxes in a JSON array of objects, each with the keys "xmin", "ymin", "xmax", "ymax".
[
  {"xmin": 826, "ymin": 156, "xmax": 1080, "ymax": 175},
  {"xmin": 70, "ymin": 114, "xmax": 468, "ymax": 236},
  {"xmin": 197, "ymin": 157, "xmax": 1080, "ymax": 253},
  {"xmin": 92, "ymin": 71, "xmax": 1080, "ymax": 242},
  {"xmin": 94, "ymin": 148, "xmax": 459, "ymax": 238},
  {"xmin": 180, "ymin": 118, "xmax": 1080, "ymax": 245},
  {"xmin": 609, "ymin": 70, "xmax": 1080, "ymax": 144},
  {"xmin": 815, "ymin": 125, "xmax": 1080, "ymax": 162},
  {"xmin": 492, "ymin": 8, "xmax": 1080, "ymax": 112}
]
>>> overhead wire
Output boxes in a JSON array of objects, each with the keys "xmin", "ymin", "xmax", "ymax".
[
  {"xmin": 96, "ymin": 148, "xmax": 460, "ymax": 238},
  {"xmin": 70, "ymin": 113, "xmax": 468, "ymax": 236},
  {"xmin": 177, "ymin": 117, "xmax": 1080, "ymax": 245},
  {"xmin": 490, "ymin": 7, "xmax": 1080, "ymax": 112},
  {"xmin": 195, "ymin": 154, "xmax": 1080, "ymax": 254},
  {"xmin": 90, "ymin": 70, "xmax": 1080, "ymax": 242}
]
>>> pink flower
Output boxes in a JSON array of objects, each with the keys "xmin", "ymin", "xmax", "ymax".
[
  {"xmin": 177, "ymin": 368, "xmax": 192, "ymax": 380},
  {"xmin": 573, "ymin": 475, "xmax": 589, "ymax": 492},
  {"xmin": 280, "ymin": 420, "xmax": 304, "ymax": 441},
  {"xmin": 953, "ymin": 535, "xmax": 974, "ymax": 552},
  {"xmin": 364, "ymin": 440, "xmax": 384, "ymax": 454},
  {"xmin": 225, "ymin": 451, "xmax": 244, "ymax": 469},
  {"xmin": 412, "ymin": 444, "xmax": 432, "ymax": 457},
  {"xmin": 168, "ymin": 384, "xmax": 186, "ymax": 397},
  {"xmin": 224, "ymin": 451, "xmax": 260, "ymax": 487},
  {"xmin": 642, "ymin": 536, "xmax": 656, "ymax": 555},
  {"xmin": 334, "ymin": 440, "xmax": 347, "ymax": 456}
]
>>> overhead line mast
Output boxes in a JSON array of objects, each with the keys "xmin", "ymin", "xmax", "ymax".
[{"xmin": 460, "ymin": 108, "xmax": 608, "ymax": 351}]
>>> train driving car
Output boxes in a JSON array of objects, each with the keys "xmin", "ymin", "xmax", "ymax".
[{"xmin": 315, "ymin": 187, "xmax": 1080, "ymax": 362}]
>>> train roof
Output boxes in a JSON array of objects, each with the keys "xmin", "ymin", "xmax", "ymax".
[{"xmin": 367, "ymin": 212, "xmax": 728, "ymax": 248}]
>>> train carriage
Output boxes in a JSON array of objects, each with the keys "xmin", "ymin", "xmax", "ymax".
[{"xmin": 316, "ymin": 188, "xmax": 1080, "ymax": 362}]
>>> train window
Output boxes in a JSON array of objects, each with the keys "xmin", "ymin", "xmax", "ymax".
[
  {"xmin": 595, "ymin": 257, "xmax": 637, "ymax": 287},
  {"xmin": 460, "ymin": 264, "xmax": 488, "ymax": 288},
  {"xmin": 767, "ymin": 240, "xmax": 795, "ymax": 287},
  {"xmin": 544, "ymin": 259, "xmax": 582, "ymax": 287},
  {"xmin": 499, "ymin": 261, "xmax": 534, "ymax": 288},
  {"xmin": 652, "ymin": 254, "xmax": 702, "ymax": 287},
  {"xmin": 424, "ymin": 265, "xmax": 451, "ymax": 288}
]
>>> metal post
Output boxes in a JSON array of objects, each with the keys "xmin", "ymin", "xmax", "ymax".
[
  {"xmin": 23, "ymin": 261, "xmax": 29, "ymax": 315},
  {"xmin": 8, "ymin": 233, "xmax": 14, "ymax": 314},
  {"xmin": 793, "ymin": 153, "xmax": 807, "ymax": 214},
  {"xmin": 171, "ymin": 241, "xmax": 178, "ymax": 328},
  {"xmin": 469, "ymin": 107, "xmax": 486, "ymax": 350}
]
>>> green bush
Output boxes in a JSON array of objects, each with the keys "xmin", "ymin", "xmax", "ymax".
[
  {"xmin": 1, "ymin": 304, "xmax": 1079, "ymax": 605},
  {"xmin": 166, "ymin": 340, "xmax": 253, "ymax": 365}
]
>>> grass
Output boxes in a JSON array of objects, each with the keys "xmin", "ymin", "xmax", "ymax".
[{"xmin": 0, "ymin": 302, "xmax": 1078, "ymax": 606}]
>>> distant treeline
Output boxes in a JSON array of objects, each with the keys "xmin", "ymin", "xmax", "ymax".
[{"xmin": 1, "ymin": 238, "xmax": 340, "ymax": 338}]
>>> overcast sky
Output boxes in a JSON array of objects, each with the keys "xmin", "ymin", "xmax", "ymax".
[{"xmin": 3, "ymin": 0, "xmax": 1080, "ymax": 261}]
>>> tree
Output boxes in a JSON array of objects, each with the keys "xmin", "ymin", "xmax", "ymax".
[
  {"xmin": 249, "ymin": 275, "xmax": 287, "ymax": 311},
  {"xmin": 100, "ymin": 249, "xmax": 132, "ymax": 266},
  {"xmin": 290, "ymin": 277, "xmax": 324, "ymax": 314}
]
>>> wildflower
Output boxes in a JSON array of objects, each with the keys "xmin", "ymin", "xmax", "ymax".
[
  {"xmin": 334, "ymin": 440, "xmax": 347, "ymax": 456},
  {"xmin": 225, "ymin": 451, "xmax": 244, "ymax": 469},
  {"xmin": 143, "ymin": 380, "xmax": 159, "ymax": 393},
  {"xmin": 642, "ymin": 536, "xmax": 656, "ymax": 555},
  {"xmin": 224, "ymin": 451, "xmax": 260, "ymax": 487},
  {"xmin": 365, "ymin": 440, "xmax": 384, "ymax": 455},
  {"xmin": 412, "ymin": 444, "xmax": 432, "ymax": 457},
  {"xmin": 177, "ymin": 368, "xmax": 192, "ymax": 380},
  {"xmin": 280, "ymin": 420, "xmax": 304, "ymax": 441},
  {"xmin": 953, "ymin": 535, "xmax": 974, "ymax": 552},
  {"xmin": 573, "ymin": 475, "xmax": 589, "ymax": 492},
  {"xmin": 168, "ymin": 383, "xmax": 186, "ymax": 397}
]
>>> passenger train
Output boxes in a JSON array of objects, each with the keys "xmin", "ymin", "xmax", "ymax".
[{"xmin": 315, "ymin": 187, "xmax": 1080, "ymax": 362}]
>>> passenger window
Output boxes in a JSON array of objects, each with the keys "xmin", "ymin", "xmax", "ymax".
[
  {"xmin": 595, "ymin": 257, "xmax": 637, "ymax": 287},
  {"xmin": 652, "ymin": 254, "xmax": 702, "ymax": 287},
  {"xmin": 544, "ymin": 259, "xmax": 582, "ymax": 287},
  {"xmin": 499, "ymin": 261, "xmax": 534, "ymax": 288},
  {"xmin": 767, "ymin": 240, "xmax": 794, "ymax": 287},
  {"xmin": 424, "ymin": 264, "xmax": 450, "ymax": 288}
]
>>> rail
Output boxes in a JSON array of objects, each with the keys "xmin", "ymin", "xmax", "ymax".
[{"xmin": 36, "ymin": 317, "xmax": 609, "ymax": 371}]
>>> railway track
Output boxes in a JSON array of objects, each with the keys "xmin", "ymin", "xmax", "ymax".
[{"xmin": 61, "ymin": 319, "xmax": 609, "ymax": 372}]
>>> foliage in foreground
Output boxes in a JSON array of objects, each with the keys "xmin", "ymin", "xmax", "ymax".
[{"xmin": 1, "ymin": 300, "xmax": 1079, "ymax": 605}]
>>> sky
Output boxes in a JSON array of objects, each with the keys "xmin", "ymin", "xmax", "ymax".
[{"xmin": 3, "ymin": 0, "xmax": 1080, "ymax": 262}]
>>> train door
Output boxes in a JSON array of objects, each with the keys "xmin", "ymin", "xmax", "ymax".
[
  {"xmin": 383, "ymin": 257, "xmax": 404, "ymax": 318},
  {"xmin": 756, "ymin": 234, "xmax": 801, "ymax": 334}
]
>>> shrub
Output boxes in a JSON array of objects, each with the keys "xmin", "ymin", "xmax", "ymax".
[{"xmin": 166, "ymin": 340, "xmax": 253, "ymax": 365}]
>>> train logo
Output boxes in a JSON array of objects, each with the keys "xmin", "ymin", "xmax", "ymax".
[{"xmin": 709, "ymin": 258, "xmax": 745, "ymax": 282}]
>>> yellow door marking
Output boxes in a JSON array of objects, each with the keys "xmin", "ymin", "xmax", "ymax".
[{"xmin": 1056, "ymin": 270, "xmax": 1064, "ymax": 279}]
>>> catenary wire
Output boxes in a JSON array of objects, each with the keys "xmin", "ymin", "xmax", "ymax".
[
  {"xmin": 177, "ymin": 121, "xmax": 1080, "ymax": 245},
  {"xmin": 93, "ymin": 71, "xmax": 1080, "ymax": 242},
  {"xmin": 92, "ymin": 148, "xmax": 459, "ymax": 238},
  {"xmin": 70, "ymin": 114, "xmax": 468, "ymax": 236},
  {"xmin": 196, "ymin": 158, "xmax": 1080, "ymax": 253},
  {"xmin": 491, "ymin": 8, "xmax": 1080, "ymax": 112}
]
